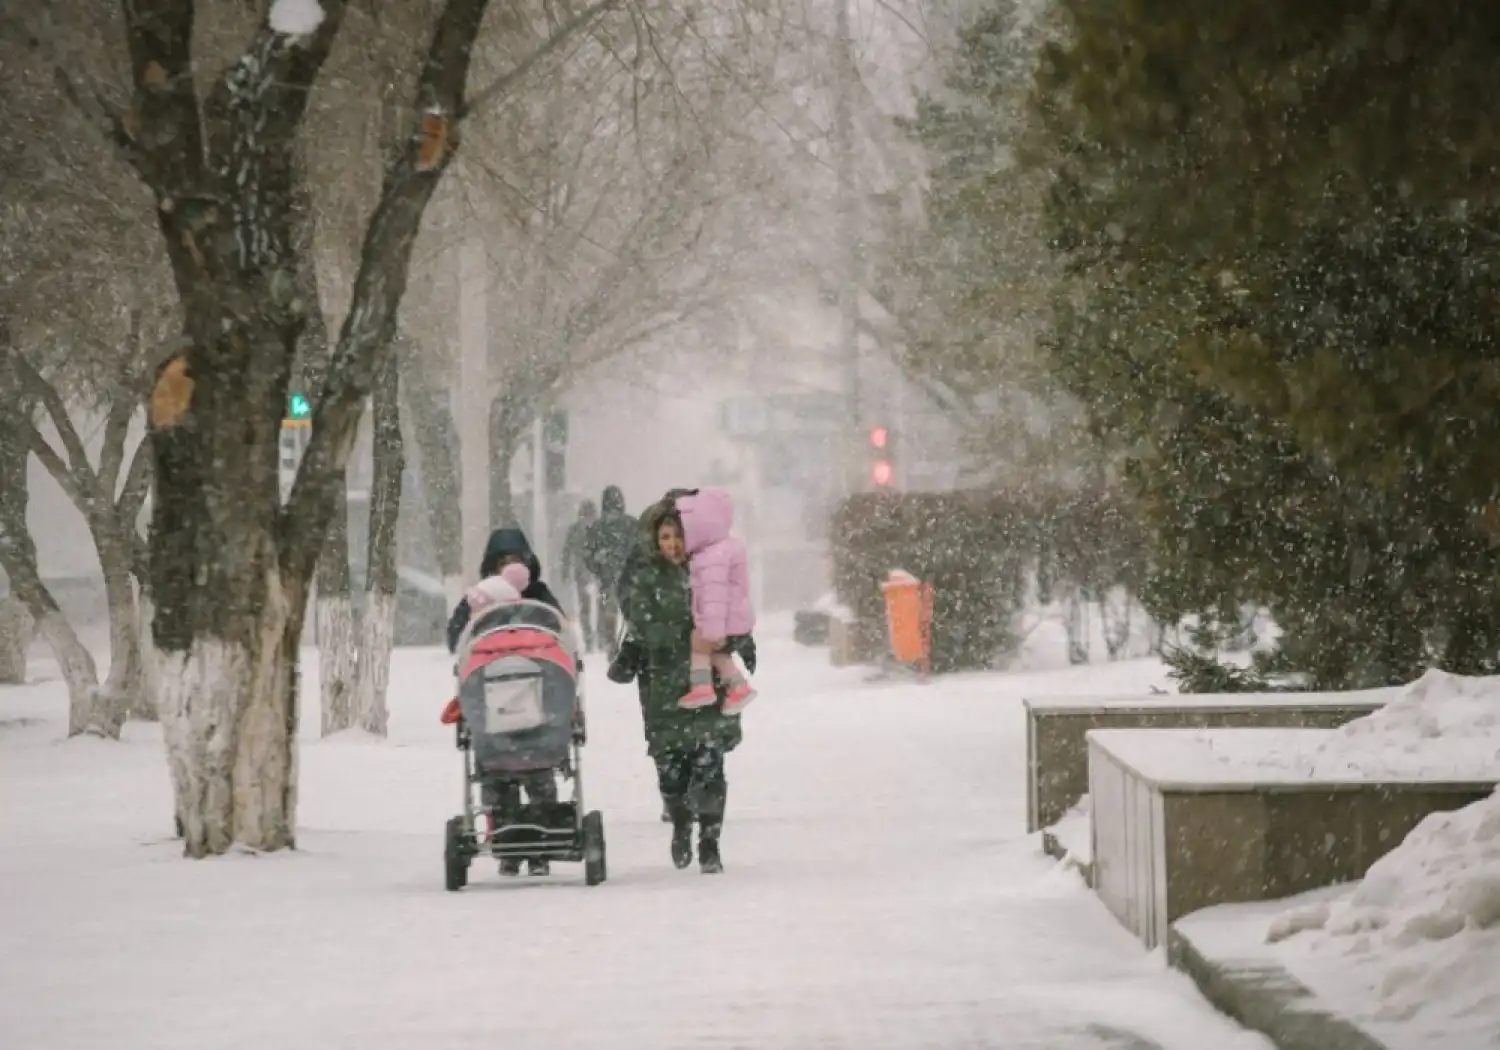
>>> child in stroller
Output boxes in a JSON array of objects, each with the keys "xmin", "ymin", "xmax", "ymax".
[{"xmin": 442, "ymin": 559, "xmax": 563, "ymax": 877}]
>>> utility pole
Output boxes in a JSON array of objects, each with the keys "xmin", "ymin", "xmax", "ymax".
[{"xmin": 832, "ymin": 0, "xmax": 863, "ymax": 496}]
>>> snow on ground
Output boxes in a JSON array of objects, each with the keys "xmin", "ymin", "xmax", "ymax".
[{"xmin": 0, "ymin": 625, "xmax": 1271, "ymax": 1050}]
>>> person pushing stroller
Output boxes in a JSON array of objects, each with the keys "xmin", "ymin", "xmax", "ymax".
[{"xmin": 444, "ymin": 528, "xmax": 567, "ymax": 876}]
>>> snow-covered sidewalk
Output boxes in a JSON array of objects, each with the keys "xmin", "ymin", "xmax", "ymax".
[{"xmin": 0, "ymin": 631, "xmax": 1270, "ymax": 1050}]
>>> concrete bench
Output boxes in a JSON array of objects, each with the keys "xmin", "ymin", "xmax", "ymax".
[
  {"xmin": 1086, "ymin": 726, "xmax": 1496, "ymax": 950},
  {"xmin": 1025, "ymin": 689, "xmax": 1397, "ymax": 840}
]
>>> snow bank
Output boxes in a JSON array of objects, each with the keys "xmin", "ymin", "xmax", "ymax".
[
  {"xmin": 1265, "ymin": 791, "xmax": 1500, "ymax": 1045},
  {"xmin": 1255, "ymin": 670, "xmax": 1500, "ymax": 1045},
  {"xmin": 1048, "ymin": 794, "xmax": 1092, "ymax": 866},
  {"xmin": 269, "ymin": 0, "xmax": 324, "ymax": 36},
  {"xmin": 1099, "ymin": 669, "xmax": 1500, "ymax": 785}
]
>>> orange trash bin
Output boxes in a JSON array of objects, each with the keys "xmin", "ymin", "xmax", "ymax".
[{"xmin": 881, "ymin": 569, "xmax": 933, "ymax": 672}]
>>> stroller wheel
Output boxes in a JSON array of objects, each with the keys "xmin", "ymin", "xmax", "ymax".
[
  {"xmin": 583, "ymin": 810, "xmax": 607, "ymax": 886},
  {"xmin": 444, "ymin": 817, "xmax": 470, "ymax": 892}
]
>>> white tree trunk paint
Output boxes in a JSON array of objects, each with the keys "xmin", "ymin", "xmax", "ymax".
[
  {"xmin": 354, "ymin": 590, "xmax": 395, "ymax": 737},
  {"xmin": 133, "ymin": 587, "xmax": 159, "ymax": 721},
  {"xmin": 318, "ymin": 594, "xmax": 357, "ymax": 736},
  {"xmin": 33, "ymin": 608, "xmax": 106, "ymax": 738},
  {"xmin": 0, "ymin": 597, "xmax": 32, "ymax": 684},
  {"xmin": 157, "ymin": 570, "xmax": 298, "ymax": 856},
  {"xmin": 101, "ymin": 570, "xmax": 144, "ymax": 728}
]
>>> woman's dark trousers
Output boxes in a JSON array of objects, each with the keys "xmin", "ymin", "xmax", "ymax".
[{"xmin": 655, "ymin": 744, "xmax": 726, "ymax": 851}]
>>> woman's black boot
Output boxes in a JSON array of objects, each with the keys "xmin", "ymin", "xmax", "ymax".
[
  {"xmin": 669, "ymin": 804, "xmax": 694, "ymax": 869},
  {"xmin": 698, "ymin": 820, "xmax": 723, "ymax": 874}
]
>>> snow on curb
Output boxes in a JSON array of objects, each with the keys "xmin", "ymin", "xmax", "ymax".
[
  {"xmin": 1042, "ymin": 794, "xmax": 1093, "ymax": 877},
  {"xmin": 1257, "ymin": 670, "xmax": 1500, "ymax": 1047}
]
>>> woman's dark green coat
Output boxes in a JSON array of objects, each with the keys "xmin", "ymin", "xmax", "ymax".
[{"xmin": 625, "ymin": 546, "xmax": 744, "ymax": 758}]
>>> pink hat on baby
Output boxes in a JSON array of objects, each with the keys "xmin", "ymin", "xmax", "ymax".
[{"xmin": 499, "ymin": 561, "xmax": 531, "ymax": 594}]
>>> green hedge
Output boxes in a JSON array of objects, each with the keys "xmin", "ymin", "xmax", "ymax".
[{"xmin": 830, "ymin": 488, "xmax": 1144, "ymax": 673}]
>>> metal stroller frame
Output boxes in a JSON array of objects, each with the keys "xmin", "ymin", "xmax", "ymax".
[{"xmin": 443, "ymin": 600, "xmax": 606, "ymax": 890}]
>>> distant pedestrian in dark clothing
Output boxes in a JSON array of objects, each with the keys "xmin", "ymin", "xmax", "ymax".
[
  {"xmin": 584, "ymin": 485, "xmax": 637, "ymax": 656},
  {"xmin": 561, "ymin": 500, "xmax": 599, "ymax": 651}
]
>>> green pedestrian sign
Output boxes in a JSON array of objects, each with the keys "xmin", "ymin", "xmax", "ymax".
[{"xmin": 286, "ymin": 392, "xmax": 311, "ymax": 421}]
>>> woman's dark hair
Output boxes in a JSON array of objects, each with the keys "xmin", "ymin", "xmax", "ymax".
[{"xmin": 643, "ymin": 500, "xmax": 682, "ymax": 550}]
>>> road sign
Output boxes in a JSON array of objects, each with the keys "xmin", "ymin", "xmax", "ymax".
[{"xmin": 278, "ymin": 421, "xmax": 311, "ymax": 505}]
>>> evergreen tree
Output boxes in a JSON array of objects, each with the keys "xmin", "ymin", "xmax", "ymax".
[{"xmin": 1033, "ymin": 0, "xmax": 1500, "ymax": 685}]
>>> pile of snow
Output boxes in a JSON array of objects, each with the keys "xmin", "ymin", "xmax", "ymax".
[
  {"xmin": 1048, "ymin": 794, "xmax": 1092, "ymax": 867},
  {"xmin": 269, "ymin": 0, "xmax": 324, "ymax": 35},
  {"xmin": 1310, "ymin": 668, "xmax": 1500, "ymax": 771},
  {"xmin": 1251, "ymin": 671, "xmax": 1500, "ymax": 1044},
  {"xmin": 811, "ymin": 591, "xmax": 854, "ymax": 621},
  {"xmin": 1145, "ymin": 669, "xmax": 1500, "ymax": 783},
  {"xmin": 1265, "ymin": 790, "xmax": 1500, "ymax": 1043}
]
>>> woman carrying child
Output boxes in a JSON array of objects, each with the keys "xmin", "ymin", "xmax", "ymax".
[{"xmin": 624, "ymin": 495, "xmax": 757, "ymax": 874}]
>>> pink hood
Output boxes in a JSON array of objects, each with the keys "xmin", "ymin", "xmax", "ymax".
[{"xmin": 678, "ymin": 487, "xmax": 735, "ymax": 556}]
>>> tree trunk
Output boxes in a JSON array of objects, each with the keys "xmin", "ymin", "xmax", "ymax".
[
  {"xmin": 398, "ymin": 333, "xmax": 464, "ymax": 591},
  {"xmin": 155, "ymin": 557, "xmax": 306, "ymax": 856},
  {"xmin": 94, "ymin": 558, "xmax": 139, "ymax": 735},
  {"xmin": 94, "ymin": 514, "xmax": 152, "ymax": 723},
  {"xmin": 488, "ymin": 395, "xmax": 526, "ymax": 531},
  {"xmin": 0, "ymin": 396, "xmax": 106, "ymax": 732},
  {"xmin": 147, "ymin": 318, "xmax": 311, "ymax": 855},
  {"xmin": 316, "ymin": 504, "xmax": 358, "ymax": 736},
  {"xmin": 135, "ymin": 585, "xmax": 158, "ymax": 719},
  {"xmin": 355, "ymin": 356, "xmax": 403, "ymax": 736},
  {"xmin": 130, "ymin": 0, "xmax": 498, "ymax": 856},
  {"xmin": 0, "ymin": 597, "xmax": 31, "ymax": 684}
]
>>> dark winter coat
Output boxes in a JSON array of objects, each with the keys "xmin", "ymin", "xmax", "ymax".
[
  {"xmin": 623, "ymin": 501, "xmax": 752, "ymax": 757},
  {"xmin": 583, "ymin": 485, "xmax": 638, "ymax": 593},
  {"xmin": 446, "ymin": 528, "xmax": 564, "ymax": 653},
  {"xmin": 561, "ymin": 505, "xmax": 596, "ymax": 586}
]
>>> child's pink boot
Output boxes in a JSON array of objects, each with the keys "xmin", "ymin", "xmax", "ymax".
[
  {"xmin": 721, "ymin": 681, "xmax": 756, "ymax": 716},
  {"xmin": 678, "ymin": 683, "xmax": 718, "ymax": 709}
]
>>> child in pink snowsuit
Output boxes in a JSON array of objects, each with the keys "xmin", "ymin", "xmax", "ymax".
[{"xmin": 676, "ymin": 487, "xmax": 756, "ymax": 715}]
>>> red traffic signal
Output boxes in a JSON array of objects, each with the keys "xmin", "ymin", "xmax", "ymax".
[
  {"xmin": 869, "ymin": 425, "xmax": 888, "ymax": 449},
  {"xmin": 871, "ymin": 459, "xmax": 894, "ymax": 486}
]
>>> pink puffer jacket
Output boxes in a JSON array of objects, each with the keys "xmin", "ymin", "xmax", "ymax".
[{"xmin": 677, "ymin": 487, "xmax": 755, "ymax": 640}]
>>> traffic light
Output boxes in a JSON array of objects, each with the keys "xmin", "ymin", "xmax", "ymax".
[
  {"xmin": 286, "ymin": 392, "xmax": 311, "ymax": 421},
  {"xmin": 868, "ymin": 425, "xmax": 895, "ymax": 488}
]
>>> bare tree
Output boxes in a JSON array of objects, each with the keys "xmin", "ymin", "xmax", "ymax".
[
  {"xmin": 83, "ymin": 0, "xmax": 611, "ymax": 856},
  {"xmin": 0, "ymin": 24, "xmax": 172, "ymax": 735},
  {"xmin": 453, "ymin": 9, "xmax": 796, "ymax": 511}
]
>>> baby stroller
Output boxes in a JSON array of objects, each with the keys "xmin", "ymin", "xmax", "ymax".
[{"xmin": 442, "ymin": 599, "xmax": 606, "ymax": 890}]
